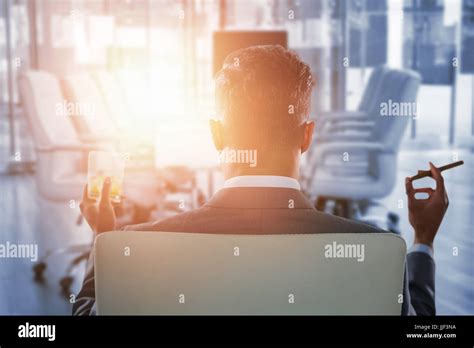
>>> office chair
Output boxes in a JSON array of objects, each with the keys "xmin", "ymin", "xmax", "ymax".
[
  {"xmin": 301, "ymin": 67, "xmax": 396, "ymax": 188},
  {"xmin": 61, "ymin": 73, "xmax": 119, "ymax": 146},
  {"xmin": 18, "ymin": 71, "xmax": 101, "ymax": 295},
  {"xmin": 315, "ymin": 66, "xmax": 389, "ymax": 143},
  {"xmin": 94, "ymin": 231, "xmax": 407, "ymax": 315},
  {"xmin": 304, "ymin": 68, "xmax": 421, "ymax": 232}
]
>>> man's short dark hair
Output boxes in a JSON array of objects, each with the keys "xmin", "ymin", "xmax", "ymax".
[{"xmin": 215, "ymin": 45, "xmax": 314, "ymax": 149}]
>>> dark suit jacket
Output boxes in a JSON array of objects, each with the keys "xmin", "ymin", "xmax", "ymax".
[{"xmin": 73, "ymin": 187, "xmax": 435, "ymax": 315}]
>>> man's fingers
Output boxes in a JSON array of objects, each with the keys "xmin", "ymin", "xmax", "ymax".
[
  {"xmin": 413, "ymin": 187, "xmax": 434, "ymax": 194},
  {"xmin": 100, "ymin": 177, "xmax": 112, "ymax": 207},
  {"xmin": 82, "ymin": 184, "xmax": 95, "ymax": 203},
  {"xmin": 80, "ymin": 184, "xmax": 95, "ymax": 213},
  {"xmin": 405, "ymin": 177, "xmax": 414, "ymax": 195},
  {"xmin": 429, "ymin": 162, "xmax": 445, "ymax": 190},
  {"xmin": 443, "ymin": 184, "xmax": 449, "ymax": 208}
]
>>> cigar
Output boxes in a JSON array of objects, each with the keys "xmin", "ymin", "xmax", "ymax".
[{"xmin": 410, "ymin": 160, "xmax": 464, "ymax": 181}]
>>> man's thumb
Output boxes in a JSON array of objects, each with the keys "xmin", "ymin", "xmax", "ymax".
[{"xmin": 100, "ymin": 177, "xmax": 112, "ymax": 207}]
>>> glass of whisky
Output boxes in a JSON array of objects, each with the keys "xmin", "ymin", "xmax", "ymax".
[{"xmin": 88, "ymin": 151, "xmax": 125, "ymax": 203}]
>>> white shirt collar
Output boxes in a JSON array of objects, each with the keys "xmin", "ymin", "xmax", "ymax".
[{"xmin": 223, "ymin": 175, "xmax": 301, "ymax": 190}]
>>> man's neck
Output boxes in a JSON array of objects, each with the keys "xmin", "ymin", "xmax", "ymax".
[
  {"xmin": 223, "ymin": 175, "xmax": 301, "ymax": 190},
  {"xmin": 220, "ymin": 148, "xmax": 301, "ymax": 180},
  {"xmin": 222, "ymin": 160, "xmax": 299, "ymax": 180}
]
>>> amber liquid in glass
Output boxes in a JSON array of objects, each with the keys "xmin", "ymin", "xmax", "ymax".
[{"xmin": 88, "ymin": 174, "xmax": 123, "ymax": 203}]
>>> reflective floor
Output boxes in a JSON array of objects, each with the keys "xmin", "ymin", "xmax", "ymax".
[{"xmin": 0, "ymin": 149, "xmax": 472, "ymax": 315}]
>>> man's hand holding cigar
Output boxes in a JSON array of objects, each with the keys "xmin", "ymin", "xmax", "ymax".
[{"xmin": 405, "ymin": 162, "xmax": 452, "ymax": 249}]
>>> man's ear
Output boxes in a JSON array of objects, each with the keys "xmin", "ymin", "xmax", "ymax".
[
  {"xmin": 209, "ymin": 119, "xmax": 224, "ymax": 151},
  {"xmin": 301, "ymin": 120, "xmax": 315, "ymax": 154}
]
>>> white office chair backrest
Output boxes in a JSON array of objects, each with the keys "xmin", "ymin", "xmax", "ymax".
[
  {"xmin": 62, "ymin": 73, "xmax": 116, "ymax": 137},
  {"xmin": 367, "ymin": 69, "xmax": 421, "ymax": 193},
  {"xmin": 95, "ymin": 231, "xmax": 407, "ymax": 315},
  {"xmin": 372, "ymin": 68, "xmax": 421, "ymax": 149},
  {"xmin": 18, "ymin": 71, "xmax": 85, "ymax": 200},
  {"xmin": 358, "ymin": 66, "xmax": 388, "ymax": 113},
  {"xmin": 18, "ymin": 71, "xmax": 80, "ymax": 149}
]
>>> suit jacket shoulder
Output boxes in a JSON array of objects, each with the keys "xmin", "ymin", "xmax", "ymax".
[{"xmin": 123, "ymin": 187, "xmax": 383, "ymax": 235}]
